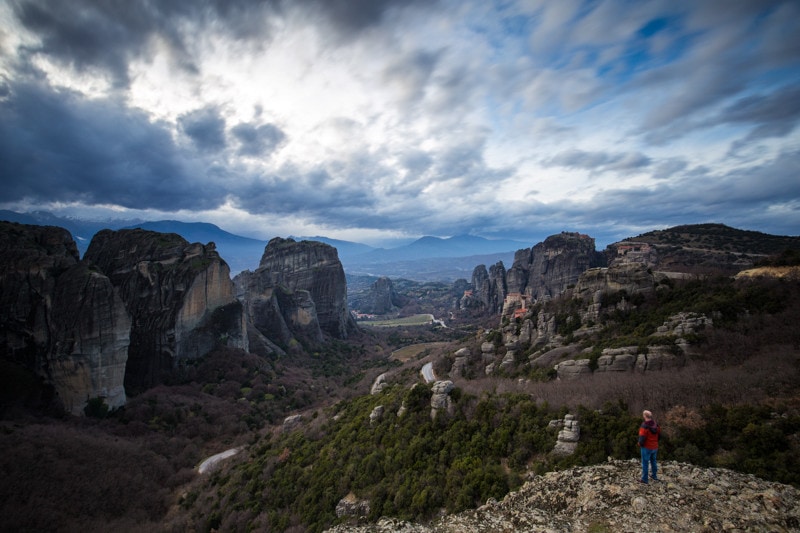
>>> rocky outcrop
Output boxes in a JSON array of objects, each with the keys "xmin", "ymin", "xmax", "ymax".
[
  {"xmin": 506, "ymin": 232, "xmax": 605, "ymax": 302},
  {"xmin": 554, "ymin": 358, "xmax": 592, "ymax": 380},
  {"xmin": 430, "ymin": 380, "xmax": 455, "ymax": 419},
  {"xmin": 369, "ymin": 405, "xmax": 384, "ymax": 426},
  {"xmin": 325, "ymin": 459, "xmax": 800, "ymax": 533},
  {"xmin": 550, "ymin": 414, "xmax": 580, "ymax": 455},
  {"xmin": 283, "ymin": 414, "xmax": 304, "ymax": 432},
  {"xmin": 336, "ymin": 493, "xmax": 371, "ymax": 519},
  {"xmin": 235, "ymin": 238, "xmax": 356, "ymax": 351},
  {"xmin": 0, "ymin": 222, "xmax": 130, "ymax": 415},
  {"xmin": 371, "ymin": 373, "xmax": 388, "ymax": 395},
  {"xmin": 653, "ymin": 312, "xmax": 712, "ymax": 337},
  {"xmin": 574, "ymin": 263, "xmax": 660, "ymax": 302},
  {"xmin": 449, "ymin": 348, "xmax": 470, "ymax": 378},
  {"xmin": 357, "ymin": 277, "xmax": 403, "ymax": 315},
  {"xmin": 461, "ymin": 262, "xmax": 507, "ymax": 314},
  {"xmin": 84, "ymin": 229, "xmax": 246, "ymax": 392}
]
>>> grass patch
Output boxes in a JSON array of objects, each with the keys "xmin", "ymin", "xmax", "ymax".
[{"xmin": 358, "ymin": 314, "xmax": 435, "ymax": 327}]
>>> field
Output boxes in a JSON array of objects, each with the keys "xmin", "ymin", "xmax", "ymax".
[
  {"xmin": 391, "ymin": 342, "xmax": 449, "ymax": 362},
  {"xmin": 357, "ymin": 313, "xmax": 434, "ymax": 327}
]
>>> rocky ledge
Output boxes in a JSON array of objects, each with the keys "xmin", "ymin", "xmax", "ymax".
[{"xmin": 326, "ymin": 459, "xmax": 800, "ymax": 532}]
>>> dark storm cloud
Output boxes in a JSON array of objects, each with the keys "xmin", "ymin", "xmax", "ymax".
[
  {"xmin": 178, "ymin": 107, "xmax": 227, "ymax": 152},
  {"xmin": 0, "ymin": 81, "xmax": 223, "ymax": 211},
  {"xmin": 10, "ymin": 0, "xmax": 440, "ymax": 89},
  {"xmin": 10, "ymin": 0, "xmax": 282, "ymax": 86},
  {"xmin": 233, "ymin": 165, "xmax": 374, "ymax": 222},
  {"xmin": 231, "ymin": 122, "xmax": 286, "ymax": 157}
]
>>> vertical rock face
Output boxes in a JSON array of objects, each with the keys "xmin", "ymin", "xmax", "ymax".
[
  {"xmin": 239, "ymin": 238, "xmax": 355, "ymax": 345},
  {"xmin": 84, "ymin": 229, "xmax": 246, "ymax": 392},
  {"xmin": 0, "ymin": 222, "xmax": 129, "ymax": 415},
  {"xmin": 357, "ymin": 276, "xmax": 402, "ymax": 315},
  {"xmin": 48, "ymin": 265, "xmax": 131, "ymax": 414},
  {"xmin": 506, "ymin": 232, "xmax": 604, "ymax": 302},
  {"xmin": 466, "ymin": 262, "xmax": 507, "ymax": 314}
]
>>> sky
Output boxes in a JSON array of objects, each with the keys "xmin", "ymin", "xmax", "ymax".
[{"xmin": 1, "ymin": 0, "xmax": 798, "ymax": 248}]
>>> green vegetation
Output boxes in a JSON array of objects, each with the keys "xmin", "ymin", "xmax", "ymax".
[
  {"xmin": 581, "ymin": 276, "xmax": 790, "ymax": 351},
  {"xmin": 185, "ymin": 388, "xmax": 569, "ymax": 531},
  {"xmin": 756, "ymin": 248, "xmax": 800, "ymax": 267},
  {"xmin": 665, "ymin": 404, "xmax": 800, "ymax": 486},
  {"xmin": 182, "ymin": 391, "xmax": 800, "ymax": 532},
  {"xmin": 83, "ymin": 397, "xmax": 110, "ymax": 419},
  {"xmin": 628, "ymin": 223, "xmax": 800, "ymax": 255}
]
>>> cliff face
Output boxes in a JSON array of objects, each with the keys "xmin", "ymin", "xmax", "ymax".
[
  {"xmin": 0, "ymin": 222, "xmax": 129, "ymax": 414},
  {"xmin": 84, "ymin": 229, "xmax": 246, "ymax": 393},
  {"xmin": 355, "ymin": 277, "xmax": 403, "ymax": 315},
  {"xmin": 507, "ymin": 232, "xmax": 605, "ymax": 301},
  {"xmin": 236, "ymin": 238, "xmax": 355, "ymax": 348},
  {"xmin": 462, "ymin": 262, "xmax": 507, "ymax": 314}
]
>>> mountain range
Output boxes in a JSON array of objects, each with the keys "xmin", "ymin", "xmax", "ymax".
[{"xmin": 0, "ymin": 211, "xmax": 528, "ymax": 279}]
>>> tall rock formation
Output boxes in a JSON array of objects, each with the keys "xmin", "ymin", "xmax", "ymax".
[
  {"xmin": 461, "ymin": 262, "xmax": 507, "ymax": 314},
  {"xmin": 84, "ymin": 229, "xmax": 246, "ymax": 393},
  {"xmin": 0, "ymin": 222, "xmax": 130, "ymax": 414},
  {"xmin": 506, "ymin": 232, "xmax": 605, "ymax": 302},
  {"xmin": 356, "ymin": 277, "xmax": 403, "ymax": 315},
  {"xmin": 234, "ymin": 238, "xmax": 356, "ymax": 352}
]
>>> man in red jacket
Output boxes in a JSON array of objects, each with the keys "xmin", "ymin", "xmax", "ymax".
[{"xmin": 638, "ymin": 409, "xmax": 661, "ymax": 483}]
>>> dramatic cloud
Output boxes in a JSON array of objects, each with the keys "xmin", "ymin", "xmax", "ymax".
[
  {"xmin": 0, "ymin": 0, "xmax": 798, "ymax": 246},
  {"xmin": 0, "ymin": 81, "xmax": 220, "ymax": 211},
  {"xmin": 179, "ymin": 106, "xmax": 227, "ymax": 152},
  {"xmin": 231, "ymin": 122, "xmax": 286, "ymax": 157}
]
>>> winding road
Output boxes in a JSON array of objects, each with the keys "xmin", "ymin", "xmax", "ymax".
[{"xmin": 421, "ymin": 362, "xmax": 436, "ymax": 383}]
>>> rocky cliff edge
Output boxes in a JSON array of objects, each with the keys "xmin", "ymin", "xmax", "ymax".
[{"xmin": 326, "ymin": 459, "xmax": 800, "ymax": 532}]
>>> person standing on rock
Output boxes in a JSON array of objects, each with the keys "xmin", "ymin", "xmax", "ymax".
[{"xmin": 638, "ymin": 409, "xmax": 661, "ymax": 483}]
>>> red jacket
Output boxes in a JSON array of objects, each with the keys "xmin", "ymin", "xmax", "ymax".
[{"xmin": 638, "ymin": 420, "xmax": 660, "ymax": 449}]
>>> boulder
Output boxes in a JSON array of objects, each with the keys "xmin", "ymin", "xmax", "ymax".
[
  {"xmin": 369, "ymin": 405, "xmax": 384, "ymax": 426},
  {"xmin": 595, "ymin": 349, "xmax": 637, "ymax": 373},
  {"xmin": 498, "ymin": 350, "xmax": 516, "ymax": 372},
  {"xmin": 555, "ymin": 359, "xmax": 592, "ymax": 380},
  {"xmin": 283, "ymin": 414, "xmax": 303, "ymax": 431},
  {"xmin": 335, "ymin": 493, "xmax": 370, "ymax": 519},
  {"xmin": 370, "ymin": 373, "xmax": 388, "ymax": 395},
  {"xmin": 430, "ymin": 380, "xmax": 455, "ymax": 419},
  {"xmin": 552, "ymin": 414, "xmax": 580, "ymax": 455}
]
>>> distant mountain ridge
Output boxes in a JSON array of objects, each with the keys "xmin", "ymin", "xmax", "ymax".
[
  {"xmin": 354, "ymin": 234, "xmax": 530, "ymax": 263},
  {"xmin": 290, "ymin": 235, "xmax": 376, "ymax": 259},
  {"xmin": 125, "ymin": 221, "xmax": 266, "ymax": 274},
  {"xmin": 5, "ymin": 211, "xmax": 796, "ymax": 282},
  {"xmin": 0, "ymin": 211, "xmax": 530, "ymax": 280}
]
